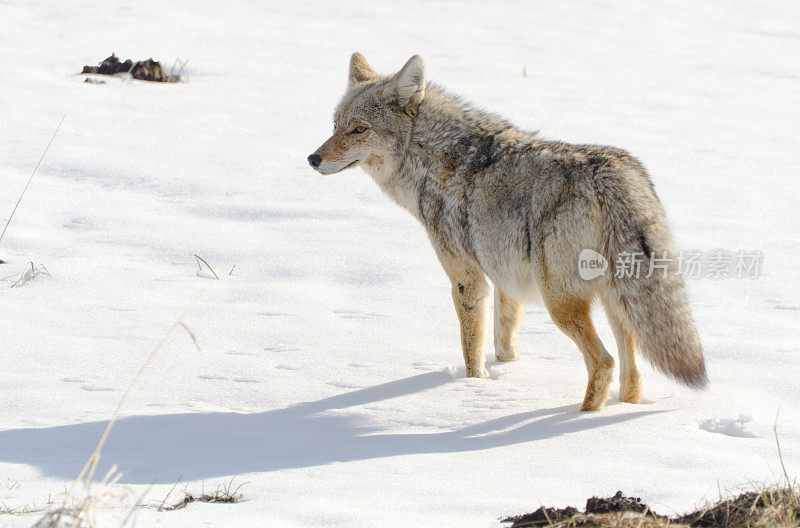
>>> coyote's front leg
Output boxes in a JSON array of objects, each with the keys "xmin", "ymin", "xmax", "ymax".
[
  {"xmin": 446, "ymin": 265, "xmax": 490, "ymax": 378},
  {"xmin": 494, "ymin": 288, "xmax": 523, "ymax": 362}
]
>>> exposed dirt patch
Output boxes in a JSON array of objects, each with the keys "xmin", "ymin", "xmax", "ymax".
[
  {"xmin": 675, "ymin": 489, "xmax": 796, "ymax": 528},
  {"xmin": 503, "ymin": 488, "xmax": 798, "ymax": 528},
  {"xmin": 162, "ymin": 492, "xmax": 241, "ymax": 511},
  {"xmin": 81, "ymin": 53, "xmax": 184, "ymax": 82},
  {"xmin": 504, "ymin": 505, "xmax": 580, "ymax": 527},
  {"xmin": 504, "ymin": 492, "xmax": 659, "ymax": 527},
  {"xmin": 585, "ymin": 491, "xmax": 648, "ymax": 515}
]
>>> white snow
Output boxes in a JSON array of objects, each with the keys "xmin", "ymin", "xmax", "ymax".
[{"xmin": 1, "ymin": 1, "xmax": 799, "ymax": 527}]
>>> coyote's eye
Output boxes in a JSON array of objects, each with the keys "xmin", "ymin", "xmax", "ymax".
[{"xmin": 350, "ymin": 125, "xmax": 368, "ymax": 135}]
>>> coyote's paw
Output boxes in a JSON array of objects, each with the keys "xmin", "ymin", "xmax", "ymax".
[
  {"xmin": 580, "ymin": 367, "xmax": 613, "ymax": 411},
  {"xmin": 619, "ymin": 383, "xmax": 643, "ymax": 404},
  {"xmin": 466, "ymin": 365, "xmax": 490, "ymax": 379},
  {"xmin": 494, "ymin": 348, "xmax": 518, "ymax": 362},
  {"xmin": 493, "ymin": 337, "xmax": 518, "ymax": 362}
]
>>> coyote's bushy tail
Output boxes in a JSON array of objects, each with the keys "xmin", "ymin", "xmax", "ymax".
[{"xmin": 599, "ymin": 170, "xmax": 708, "ymax": 388}]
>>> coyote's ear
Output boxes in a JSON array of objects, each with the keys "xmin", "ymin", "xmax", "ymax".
[
  {"xmin": 349, "ymin": 52, "xmax": 379, "ymax": 84},
  {"xmin": 393, "ymin": 55, "xmax": 426, "ymax": 112}
]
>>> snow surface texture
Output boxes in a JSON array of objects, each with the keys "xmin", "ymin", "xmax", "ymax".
[{"xmin": 1, "ymin": 1, "xmax": 798, "ymax": 527}]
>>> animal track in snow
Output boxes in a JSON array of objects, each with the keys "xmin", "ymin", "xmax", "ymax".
[
  {"xmin": 61, "ymin": 217, "xmax": 91, "ymax": 230},
  {"xmin": 536, "ymin": 354, "xmax": 561, "ymax": 361},
  {"xmin": 333, "ymin": 309, "xmax": 385, "ymax": 320},
  {"xmin": 257, "ymin": 311, "xmax": 295, "ymax": 317},
  {"xmin": 410, "ymin": 361, "xmax": 438, "ymax": 372},
  {"xmin": 464, "ymin": 401, "xmax": 505, "ymax": 410},
  {"xmin": 699, "ymin": 415, "xmax": 758, "ymax": 438},
  {"xmin": 263, "ymin": 346, "xmax": 303, "ymax": 353},
  {"xmin": 225, "ymin": 350, "xmax": 257, "ymax": 356},
  {"xmin": 766, "ymin": 298, "xmax": 799, "ymax": 311},
  {"xmin": 347, "ymin": 362, "xmax": 374, "ymax": 369},
  {"xmin": 519, "ymin": 328, "xmax": 552, "ymax": 335},
  {"xmin": 80, "ymin": 385, "xmax": 117, "ymax": 392},
  {"xmin": 327, "ymin": 381, "xmax": 362, "ymax": 389}
]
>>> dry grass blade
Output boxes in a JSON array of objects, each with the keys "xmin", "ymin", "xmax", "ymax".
[
  {"xmin": 541, "ymin": 506, "xmax": 552, "ymax": 526},
  {"xmin": 35, "ymin": 292, "xmax": 207, "ymax": 528},
  {"xmin": 774, "ymin": 412, "xmax": 794, "ymax": 494},
  {"xmin": 177, "ymin": 322, "xmax": 202, "ymax": 354},
  {"xmin": 167, "ymin": 58, "xmax": 180, "ymax": 79},
  {"xmin": 157, "ymin": 477, "xmax": 182, "ymax": 512},
  {"xmin": 11, "ymin": 261, "xmax": 51, "ymax": 288},
  {"xmin": 193, "ymin": 254, "xmax": 219, "ymax": 279},
  {"xmin": 175, "ymin": 59, "xmax": 189, "ymax": 82},
  {"xmin": 635, "ymin": 506, "xmax": 649, "ymax": 528},
  {"xmin": 0, "ymin": 115, "xmax": 65, "ymax": 247},
  {"xmin": 117, "ymin": 484, "xmax": 151, "ymax": 528},
  {"xmin": 32, "ymin": 466, "xmax": 125, "ymax": 528},
  {"xmin": 120, "ymin": 61, "xmax": 136, "ymax": 85}
]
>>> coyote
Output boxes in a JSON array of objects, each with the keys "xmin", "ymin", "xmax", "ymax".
[{"xmin": 308, "ymin": 53, "xmax": 707, "ymax": 411}]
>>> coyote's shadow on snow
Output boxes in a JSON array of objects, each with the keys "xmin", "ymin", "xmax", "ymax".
[{"xmin": 0, "ymin": 371, "xmax": 660, "ymax": 483}]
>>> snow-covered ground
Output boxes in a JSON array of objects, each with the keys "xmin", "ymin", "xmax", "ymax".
[{"xmin": 1, "ymin": 1, "xmax": 799, "ymax": 526}]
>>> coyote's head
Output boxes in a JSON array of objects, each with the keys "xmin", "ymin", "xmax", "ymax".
[{"xmin": 307, "ymin": 53, "xmax": 425, "ymax": 176}]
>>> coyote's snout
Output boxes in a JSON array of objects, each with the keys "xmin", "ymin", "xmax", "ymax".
[{"xmin": 308, "ymin": 52, "xmax": 707, "ymax": 411}]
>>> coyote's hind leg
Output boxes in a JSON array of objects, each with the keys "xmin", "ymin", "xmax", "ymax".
[
  {"xmin": 605, "ymin": 308, "xmax": 642, "ymax": 404},
  {"xmin": 546, "ymin": 297, "xmax": 614, "ymax": 411}
]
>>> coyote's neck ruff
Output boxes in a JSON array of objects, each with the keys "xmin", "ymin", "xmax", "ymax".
[
  {"xmin": 309, "ymin": 53, "xmax": 706, "ymax": 411},
  {"xmin": 374, "ymin": 85, "xmax": 536, "ymax": 218}
]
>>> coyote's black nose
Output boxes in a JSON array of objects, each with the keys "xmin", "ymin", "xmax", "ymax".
[{"xmin": 307, "ymin": 154, "xmax": 322, "ymax": 169}]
